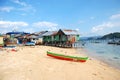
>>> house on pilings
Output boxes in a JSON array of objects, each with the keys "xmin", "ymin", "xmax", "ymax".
[
  {"xmin": 43, "ymin": 29, "xmax": 80, "ymax": 48},
  {"xmin": 43, "ymin": 31, "xmax": 58, "ymax": 46},
  {"xmin": 55, "ymin": 29, "xmax": 80, "ymax": 47}
]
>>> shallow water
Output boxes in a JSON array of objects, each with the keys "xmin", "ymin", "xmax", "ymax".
[{"xmin": 77, "ymin": 42, "xmax": 120, "ymax": 69}]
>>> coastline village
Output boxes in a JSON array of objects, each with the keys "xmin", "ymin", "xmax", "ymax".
[
  {"xmin": 0, "ymin": 29, "xmax": 80, "ymax": 48},
  {"xmin": 0, "ymin": 29, "xmax": 120, "ymax": 80}
]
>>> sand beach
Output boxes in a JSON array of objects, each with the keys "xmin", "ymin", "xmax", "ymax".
[{"xmin": 0, "ymin": 45, "xmax": 120, "ymax": 80}]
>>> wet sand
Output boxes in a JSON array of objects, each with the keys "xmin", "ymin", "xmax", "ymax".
[{"xmin": 0, "ymin": 45, "xmax": 120, "ymax": 80}]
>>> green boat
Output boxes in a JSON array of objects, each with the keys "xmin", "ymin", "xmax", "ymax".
[{"xmin": 47, "ymin": 51, "xmax": 88, "ymax": 62}]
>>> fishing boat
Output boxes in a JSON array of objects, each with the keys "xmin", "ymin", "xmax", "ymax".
[
  {"xmin": 47, "ymin": 51, "xmax": 88, "ymax": 62},
  {"xmin": 108, "ymin": 40, "xmax": 120, "ymax": 45}
]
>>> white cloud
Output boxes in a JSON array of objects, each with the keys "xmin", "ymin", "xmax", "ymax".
[
  {"xmin": 0, "ymin": 0, "xmax": 36, "ymax": 13},
  {"xmin": 11, "ymin": 0, "xmax": 36, "ymax": 13},
  {"xmin": 0, "ymin": 29, "xmax": 9, "ymax": 34},
  {"xmin": 0, "ymin": 20, "xmax": 29, "ymax": 33},
  {"xmin": 33, "ymin": 21, "xmax": 58, "ymax": 27},
  {"xmin": 33, "ymin": 21, "xmax": 59, "ymax": 31},
  {"xmin": 92, "ymin": 22, "xmax": 113, "ymax": 32},
  {"xmin": 110, "ymin": 13, "xmax": 120, "ymax": 20},
  {"xmin": 91, "ymin": 13, "xmax": 120, "ymax": 35},
  {"xmin": 12, "ymin": 0, "xmax": 27, "ymax": 7},
  {"xmin": 92, "ymin": 22, "xmax": 120, "ymax": 33},
  {"xmin": 19, "ymin": 5, "xmax": 36, "ymax": 13},
  {"xmin": 0, "ymin": 6, "xmax": 14, "ymax": 12},
  {"xmin": 0, "ymin": 21, "xmax": 28, "ymax": 28},
  {"xmin": 75, "ymin": 28, "xmax": 79, "ymax": 31}
]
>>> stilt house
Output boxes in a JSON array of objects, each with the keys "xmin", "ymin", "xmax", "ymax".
[{"xmin": 43, "ymin": 29, "xmax": 80, "ymax": 47}]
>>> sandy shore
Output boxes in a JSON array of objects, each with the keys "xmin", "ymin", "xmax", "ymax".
[{"xmin": 0, "ymin": 45, "xmax": 120, "ymax": 80}]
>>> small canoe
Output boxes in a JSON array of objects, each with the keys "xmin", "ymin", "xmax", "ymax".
[{"xmin": 47, "ymin": 51, "xmax": 88, "ymax": 62}]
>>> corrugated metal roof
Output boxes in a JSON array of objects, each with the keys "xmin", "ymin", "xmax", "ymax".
[
  {"xmin": 61, "ymin": 29, "xmax": 80, "ymax": 35},
  {"xmin": 42, "ymin": 31, "xmax": 57, "ymax": 36},
  {"xmin": 33, "ymin": 31, "xmax": 48, "ymax": 35},
  {"xmin": 6, "ymin": 32, "xmax": 30, "ymax": 35}
]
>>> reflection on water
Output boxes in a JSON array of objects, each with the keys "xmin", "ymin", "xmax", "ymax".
[
  {"xmin": 97, "ymin": 51, "xmax": 105, "ymax": 53},
  {"xmin": 77, "ymin": 41, "xmax": 120, "ymax": 69},
  {"xmin": 113, "ymin": 57, "xmax": 119, "ymax": 59}
]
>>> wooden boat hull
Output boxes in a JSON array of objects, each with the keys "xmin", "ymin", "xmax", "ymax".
[{"xmin": 47, "ymin": 51, "xmax": 88, "ymax": 62}]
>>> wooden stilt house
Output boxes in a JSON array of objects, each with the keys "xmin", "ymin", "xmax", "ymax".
[
  {"xmin": 42, "ymin": 31, "xmax": 57, "ymax": 46},
  {"xmin": 55, "ymin": 29, "xmax": 80, "ymax": 47},
  {"xmin": 42, "ymin": 29, "xmax": 80, "ymax": 48}
]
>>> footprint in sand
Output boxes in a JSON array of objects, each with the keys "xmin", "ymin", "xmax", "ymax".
[{"xmin": 92, "ymin": 73, "xmax": 97, "ymax": 76}]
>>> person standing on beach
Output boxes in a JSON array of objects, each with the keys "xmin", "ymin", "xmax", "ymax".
[{"xmin": 3, "ymin": 37, "xmax": 8, "ymax": 47}]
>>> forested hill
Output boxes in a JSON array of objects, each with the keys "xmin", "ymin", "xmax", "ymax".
[{"xmin": 101, "ymin": 32, "xmax": 120, "ymax": 39}]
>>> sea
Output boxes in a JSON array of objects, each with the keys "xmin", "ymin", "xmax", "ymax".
[{"xmin": 77, "ymin": 40, "xmax": 120, "ymax": 69}]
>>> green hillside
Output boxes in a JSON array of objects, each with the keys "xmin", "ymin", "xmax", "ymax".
[{"xmin": 101, "ymin": 32, "xmax": 120, "ymax": 39}]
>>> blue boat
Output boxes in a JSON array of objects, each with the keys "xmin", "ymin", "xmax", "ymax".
[{"xmin": 25, "ymin": 42, "xmax": 35, "ymax": 46}]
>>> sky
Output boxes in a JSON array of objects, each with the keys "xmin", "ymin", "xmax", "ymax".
[{"xmin": 0, "ymin": 0, "xmax": 120, "ymax": 37}]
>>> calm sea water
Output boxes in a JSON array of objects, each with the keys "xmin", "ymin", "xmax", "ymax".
[{"xmin": 77, "ymin": 41, "xmax": 120, "ymax": 69}]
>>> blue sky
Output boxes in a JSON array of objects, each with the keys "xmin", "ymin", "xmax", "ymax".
[{"xmin": 0, "ymin": 0, "xmax": 120, "ymax": 36}]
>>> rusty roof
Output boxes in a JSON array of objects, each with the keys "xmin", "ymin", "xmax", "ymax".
[{"xmin": 61, "ymin": 29, "xmax": 80, "ymax": 35}]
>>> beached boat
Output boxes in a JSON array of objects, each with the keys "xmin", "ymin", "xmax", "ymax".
[
  {"xmin": 25, "ymin": 42, "xmax": 35, "ymax": 46},
  {"xmin": 47, "ymin": 51, "xmax": 88, "ymax": 62}
]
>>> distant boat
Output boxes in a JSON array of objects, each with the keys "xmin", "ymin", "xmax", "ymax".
[
  {"xmin": 108, "ymin": 41, "xmax": 116, "ymax": 44},
  {"xmin": 47, "ymin": 51, "xmax": 88, "ymax": 62},
  {"xmin": 116, "ymin": 41, "xmax": 120, "ymax": 45},
  {"xmin": 108, "ymin": 40, "xmax": 120, "ymax": 45}
]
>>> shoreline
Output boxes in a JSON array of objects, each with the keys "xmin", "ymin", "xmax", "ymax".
[
  {"xmin": 77, "ymin": 47, "xmax": 120, "ymax": 70},
  {"xmin": 0, "ymin": 45, "xmax": 120, "ymax": 80},
  {"xmin": 77, "ymin": 48, "xmax": 120, "ymax": 70}
]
